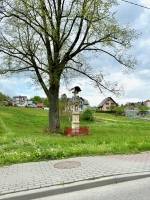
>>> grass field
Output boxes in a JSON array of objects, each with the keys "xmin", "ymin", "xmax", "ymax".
[{"xmin": 0, "ymin": 106, "xmax": 150, "ymax": 166}]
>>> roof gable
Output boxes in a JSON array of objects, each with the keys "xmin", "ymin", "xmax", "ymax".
[
  {"xmin": 13, "ymin": 96, "xmax": 27, "ymax": 99},
  {"xmin": 98, "ymin": 97, "xmax": 118, "ymax": 107},
  {"xmin": 67, "ymin": 96, "xmax": 89, "ymax": 105},
  {"xmin": 145, "ymin": 99, "xmax": 150, "ymax": 102}
]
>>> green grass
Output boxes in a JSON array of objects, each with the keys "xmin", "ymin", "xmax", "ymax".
[{"xmin": 0, "ymin": 106, "xmax": 150, "ymax": 166}]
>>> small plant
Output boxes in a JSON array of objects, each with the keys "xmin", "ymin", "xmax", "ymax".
[{"xmin": 80, "ymin": 108, "xmax": 94, "ymax": 121}]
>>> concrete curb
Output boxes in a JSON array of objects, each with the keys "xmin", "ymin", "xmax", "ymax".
[{"xmin": 1, "ymin": 172, "xmax": 150, "ymax": 200}]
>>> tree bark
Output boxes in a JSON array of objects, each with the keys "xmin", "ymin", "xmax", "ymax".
[{"xmin": 48, "ymin": 76, "xmax": 60, "ymax": 132}]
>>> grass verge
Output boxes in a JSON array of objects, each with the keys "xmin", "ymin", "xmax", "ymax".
[{"xmin": 0, "ymin": 107, "xmax": 150, "ymax": 166}]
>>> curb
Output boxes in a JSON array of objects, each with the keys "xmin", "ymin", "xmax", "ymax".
[{"xmin": 1, "ymin": 172, "xmax": 150, "ymax": 200}]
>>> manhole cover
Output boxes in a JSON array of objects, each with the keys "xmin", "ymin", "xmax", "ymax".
[{"xmin": 54, "ymin": 161, "xmax": 81, "ymax": 169}]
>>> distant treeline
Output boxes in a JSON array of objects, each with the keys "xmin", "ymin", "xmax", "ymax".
[
  {"xmin": 0, "ymin": 92, "xmax": 11, "ymax": 101},
  {"xmin": 29, "ymin": 96, "xmax": 49, "ymax": 107}
]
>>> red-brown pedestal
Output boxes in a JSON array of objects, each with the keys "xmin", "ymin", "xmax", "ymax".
[{"xmin": 64, "ymin": 126, "xmax": 89, "ymax": 136}]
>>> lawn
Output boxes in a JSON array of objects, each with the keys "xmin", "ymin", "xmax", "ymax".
[{"xmin": 0, "ymin": 106, "xmax": 150, "ymax": 166}]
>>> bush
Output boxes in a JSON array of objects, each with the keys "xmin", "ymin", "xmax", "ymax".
[
  {"xmin": 81, "ymin": 108, "xmax": 94, "ymax": 121},
  {"xmin": 115, "ymin": 105, "xmax": 125, "ymax": 115},
  {"xmin": 96, "ymin": 110, "xmax": 115, "ymax": 114}
]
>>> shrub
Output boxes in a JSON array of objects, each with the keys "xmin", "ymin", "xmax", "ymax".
[
  {"xmin": 96, "ymin": 110, "xmax": 115, "ymax": 114},
  {"xmin": 115, "ymin": 105, "xmax": 125, "ymax": 115},
  {"xmin": 81, "ymin": 108, "xmax": 94, "ymax": 121}
]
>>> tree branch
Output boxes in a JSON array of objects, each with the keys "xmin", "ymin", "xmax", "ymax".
[{"xmin": 65, "ymin": 66, "xmax": 120, "ymax": 94}]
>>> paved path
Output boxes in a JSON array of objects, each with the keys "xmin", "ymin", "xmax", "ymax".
[{"xmin": 1, "ymin": 152, "xmax": 150, "ymax": 199}]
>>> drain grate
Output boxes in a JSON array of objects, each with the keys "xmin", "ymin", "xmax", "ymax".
[{"xmin": 54, "ymin": 161, "xmax": 81, "ymax": 169}]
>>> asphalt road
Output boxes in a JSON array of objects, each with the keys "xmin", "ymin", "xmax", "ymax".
[{"xmin": 36, "ymin": 177, "xmax": 150, "ymax": 200}]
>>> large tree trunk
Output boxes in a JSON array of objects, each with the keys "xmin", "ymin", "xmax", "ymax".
[{"xmin": 48, "ymin": 78, "xmax": 60, "ymax": 132}]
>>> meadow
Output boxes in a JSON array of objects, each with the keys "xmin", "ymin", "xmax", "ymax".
[{"xmin": 0, "ymin": 106, "xmax": 150, "ymax": 166}]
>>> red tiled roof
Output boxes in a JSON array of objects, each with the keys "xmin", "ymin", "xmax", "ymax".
[{"xmin": 145, "ymin": 99, "xmax": 150, "ymax": 102}]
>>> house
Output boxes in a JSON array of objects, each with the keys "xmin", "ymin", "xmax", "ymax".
[
  {"xmin": 37, "ymin": 103, "xmax": 44, "ymax": 108},
  {"xmin": 126, "ymin": 101, "xmax": 144, "ymax": 107},
  {"xmin": 67, "ymin": 96, "xmax": 90, "ymax": 112},
  {"xmin": 125, "ymin": 101, "xmax": 148, "ymax": 110},
  {"xmin": 125, "ymin": 102, "xmax": 139, "ymax": 110},
  {"xmin": 12, "ymin": 96, "xmax": 28, "ymax": 107},
  {"xmin": 79, "ymin": 97, "xmax": 89, "ymax": 111},
  {"xmin": 145, "ymin": 99, "xmax": 150, "ymax": 108},
  {"xmin": 97, "ymin": 97, "xmax": 118, "ymax": 111}
]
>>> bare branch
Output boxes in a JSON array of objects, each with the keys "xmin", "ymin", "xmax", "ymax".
[{"xmin": 65, "ymin": 66, "xmax": 122, "ymax": 95}]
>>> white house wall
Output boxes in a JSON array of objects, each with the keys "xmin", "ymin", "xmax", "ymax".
[
  {"xmin": 145, "ymin": 102, "xmax": 150, "ymax": 108},
  {"xmin": 101, "ymin": 99, "xmax": 117, "ymax": 111}
]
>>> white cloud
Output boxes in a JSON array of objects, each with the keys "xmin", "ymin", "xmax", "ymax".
[
  {"xmin": 1, "ymin": 1, "xmax": 150, "ymax": 107},
  {"xmin": 141, "ymin": 0, "xmax": 150, "ymax": 6},
  {"xmin": 139, "ymin": 69, "xmax": 150, "ymax": 74}
]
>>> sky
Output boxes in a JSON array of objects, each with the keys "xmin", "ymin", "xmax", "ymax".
[{"xmin": 0, "ymin": 0, "xmax": 150, "ymax": 106}]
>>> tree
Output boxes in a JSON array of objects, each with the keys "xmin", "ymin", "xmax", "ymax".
[
  {"xmin": 115, "ymin": 104, "xmax": 125, "ymax": 115},
  {"xmin": 30, "ymin": 96, "xmax": 42, "ymax": 104},
  {"xmin": 0, "ymin": 92, "xmax": 11, "ymax": 101},
  {"xmin": 138, "ymin": 105, "xmax": 149, "ymax": 112},
  {"xmin": 30, "ymin": 96, "xmax": 49, "ymax": 106},
  {"xmin": 109, "ymin": 104, "xmax": 115, "ymax": 112},
  {"xmin": 43, "ymin": 97, "xmax": 49, "ymax": 107},
  {"xmin": 59, "ymin": 93, "xmax": 68, "ymax": 116},
  {"xmin": 0, "ymin": 0, "xmax": 140, "ymax": 132},
  {"xmin": 81, "ymin": 108, "xmax": 94, "ymax": 121},
  {"xmin": 60, "ymin": 94, "xmax": 67, "ymax": 102}
]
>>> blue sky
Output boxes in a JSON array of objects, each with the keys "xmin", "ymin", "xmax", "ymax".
[{"xmin": 1, "ymin": 0, "xmax": 150, "ymax": 106}]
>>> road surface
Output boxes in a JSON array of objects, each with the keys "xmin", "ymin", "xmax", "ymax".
[{"xmin": 36, "ymin": 177, "xmax": 150, "ymax": 200}]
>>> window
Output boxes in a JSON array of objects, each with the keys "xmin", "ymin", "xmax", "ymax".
[{"xmin": 106, "ymin": 102, "xmax": 109, "ymax": 105}]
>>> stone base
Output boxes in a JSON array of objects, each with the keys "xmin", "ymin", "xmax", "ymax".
[{"xmin": 72, "ymin": 123, "xmax": 79, "ymax": 129}]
